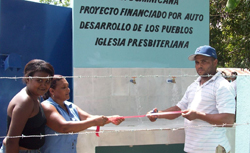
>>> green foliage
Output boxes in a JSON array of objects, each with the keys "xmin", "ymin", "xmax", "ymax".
[
  {"xmin": 39, "ymin": 0, "xmax": 70, "ymax": 7},
  {"xmin": 225, "ymin": 0, "xmax": 241, "ymax": 12},
  {"xmin": 210, "ymin": 0, "xmax": 250, "ymax": 69}
]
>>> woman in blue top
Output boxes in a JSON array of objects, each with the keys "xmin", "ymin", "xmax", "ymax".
[{"xmin": 40, "ymin": 75, "xmax": 124, "ymax": 153}]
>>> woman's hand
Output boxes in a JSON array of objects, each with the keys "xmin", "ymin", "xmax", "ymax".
[
  {"xmin": 92, "ymin": 116, "xmax": 109, "ymax": 126},
  {"xmin": 108, "ymin": 115, "xmax": 125, "ymax": 125}
]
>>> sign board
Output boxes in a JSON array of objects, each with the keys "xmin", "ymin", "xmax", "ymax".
[{"xmin": 73, "ymin": 0, "xmax": 209, "ymax": 68}]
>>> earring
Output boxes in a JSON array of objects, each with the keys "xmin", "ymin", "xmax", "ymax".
[{"xmin": 52, "ymin": 95, "xmax": 54, "ymax": 98}]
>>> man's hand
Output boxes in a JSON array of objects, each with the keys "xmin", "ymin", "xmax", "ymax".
[
  {"xmin": 182, "ymin": 109, "xmax": 205, "ymax": 121},
  {"xmin": 147, "ymin": 108, "xmax": 158, "ymax": 122}
]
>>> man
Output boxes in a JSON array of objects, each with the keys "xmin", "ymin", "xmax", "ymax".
[{"xmin": 147, "ymin": 45, "xmax": 235, "ymax": 153}]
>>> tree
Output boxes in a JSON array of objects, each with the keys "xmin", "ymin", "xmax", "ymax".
[
  {"xmin": 39, "ymin": 0, "xmax": 70, "ymax": 7},
  {"xmin": 226, "ymin": 0, "xmax": 241, "ymax": 12},
  {"xmin": 210, "ymin": 0, "xmax": 250, "ymax": 68}
]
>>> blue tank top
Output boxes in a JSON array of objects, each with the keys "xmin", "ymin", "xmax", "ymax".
[{"xmin": 40, "ymin": 97, "xmax": 80, "ymax": 153}]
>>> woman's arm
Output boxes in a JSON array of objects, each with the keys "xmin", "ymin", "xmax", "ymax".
[
  {"xmin": 6, "ymin": 97, "xmax": 34, "ymax": 153},
  {"xmin": 75, "ymin": 105, "xmax": 93, "ymax": 120},
  {"xmin": 75, "ymin": 105, "xmax": 124, "ymax": 125},
  {"xmin": 41, "ymin": 103, "xmax": 108, "ymax": 133}
]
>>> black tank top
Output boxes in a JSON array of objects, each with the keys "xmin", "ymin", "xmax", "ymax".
[{"xmin": 7, "ymin": 103, "xmax": 47, "ymax": 149}]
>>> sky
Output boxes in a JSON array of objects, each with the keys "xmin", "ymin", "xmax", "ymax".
[{"xmin": 26, "ymin": 0, "xmax": 40, "ymax": 2}]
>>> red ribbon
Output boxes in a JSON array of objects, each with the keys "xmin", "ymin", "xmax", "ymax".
[
  {"xmin": 95, "ymin": 126, "xmax": 100, "ymax": 137},
  {"xmin": 95, "ymin": 115, "xmax": 145, "ymax": 137},
  {"xmin": 95, "ymin": 111, "xmax": 182, "ymax": 137}
]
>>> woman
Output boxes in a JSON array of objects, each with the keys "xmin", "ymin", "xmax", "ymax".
[
  {"xmin": 0, "ymin": 59, "xmax": 54, "ymax": 153},
  {"xmin": 40, "ymin": 75, "xmax": 124, "ymax": 153}
]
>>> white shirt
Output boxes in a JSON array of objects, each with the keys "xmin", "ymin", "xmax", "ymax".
[{"xmin": 177, "ymin": 71, "xmax": 235, "ymax": 153}]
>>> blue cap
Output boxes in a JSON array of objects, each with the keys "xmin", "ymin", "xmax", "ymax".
[{"xmin": 188, "ymin": 45, "xmax": 217, "ymax": 61}]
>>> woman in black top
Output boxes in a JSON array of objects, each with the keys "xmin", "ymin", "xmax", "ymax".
[{"xmin": 0, "ymin": 59, "xmax": 54, "ymax": 153}]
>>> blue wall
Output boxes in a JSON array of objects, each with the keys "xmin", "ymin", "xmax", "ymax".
[{"xmin": 0, "ymin": 0, "xmax": 72, "ymax": 142}]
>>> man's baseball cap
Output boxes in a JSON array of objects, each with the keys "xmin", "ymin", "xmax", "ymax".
[{"xmin": 188, "ymin": 45, "xmax": 217, "ymax": 61}]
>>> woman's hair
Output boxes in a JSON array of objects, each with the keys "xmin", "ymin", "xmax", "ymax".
[
  {"xmin": 23, "ymin": 59, "xmax": 54, "ymax": 83},
  {"xmin": 43, "ymin": 75, "xmax": 64, "ymax": 100}
]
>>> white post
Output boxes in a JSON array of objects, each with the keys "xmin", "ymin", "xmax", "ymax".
[{"xmin": 235, "ymin": 75, "xmax": 250, "ymax": 153}]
